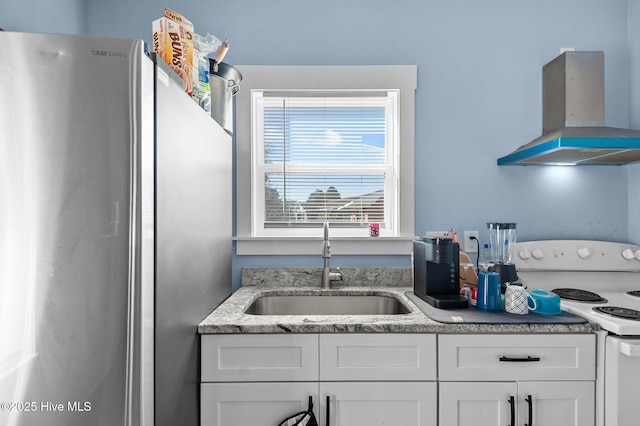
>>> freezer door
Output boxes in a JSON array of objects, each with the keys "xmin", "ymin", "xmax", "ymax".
[{"xmin": 0, "ymin": 32, "xmax": 152, "ymax": 426}]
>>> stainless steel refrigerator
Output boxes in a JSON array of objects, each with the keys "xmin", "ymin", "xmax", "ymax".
[{"xmin": 0, "ymin": 32, "xmax": 232, "ymax": 426}]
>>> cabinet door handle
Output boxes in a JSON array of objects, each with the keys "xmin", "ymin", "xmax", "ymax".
[
  {"xmin": 525, "ymin": 394, "xmax": 533, "ymax": 426},
  {"xmin": 326, "ymin": 395, "xmax": 330, "ymax": 426},
  {"xmin": 508, "ymin": 395, "xmax": 515, "ymax": 426},
  {"xmin": 499, "ymin": 355, "xmax": 541, "ymax": 362}
]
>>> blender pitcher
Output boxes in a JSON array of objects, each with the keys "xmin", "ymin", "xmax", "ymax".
[
  {"xmin": 487, "ymin": 222, "xmax": 517, "ymax": 264},
  {"xmin": 487, "ymin": 222, "xmax": 500, "ymax": 264},
  {"xmin": 502, "ymin": 223, "xmax": 517, "ymax": 263},
  {"xmin": 487, "ymin": 222, "xmax": 519, "ymax": 287}
]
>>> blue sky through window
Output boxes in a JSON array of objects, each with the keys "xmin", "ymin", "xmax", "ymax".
[{"xmin": 264, "ymin": 104, "xmax": 387, "ymax": 202}]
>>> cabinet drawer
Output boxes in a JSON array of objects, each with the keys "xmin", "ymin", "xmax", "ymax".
[
  {"xmin": 438, "ymin": 334, "xmax": 595, "ymax": 381},
  {"xmin": 320, "ymin": 334, "xmax": 437, "ymax": 381},
  {"xmin": 201, "ymin": 334, "xmax": 319, "ymax": 382}
]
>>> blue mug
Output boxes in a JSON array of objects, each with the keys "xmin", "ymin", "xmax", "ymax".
[{"xmin": 477, "ymin": 271, "xmax": 502, "ymax": 312}]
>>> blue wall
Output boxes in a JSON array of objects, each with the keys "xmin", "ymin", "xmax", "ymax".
[
  {"xmin": 0, "ymin": 0, "xmax": 85, "ymax": 33},
  {"xmin": 628, "ymin": 0, "xmax": 640, "ymax": 244},
  {"xmin": 3, "ymin": 0, "xmax": 639, "ymax": 289}
]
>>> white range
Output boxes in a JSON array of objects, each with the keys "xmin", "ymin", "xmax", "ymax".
[{"xmin": 513, "ymin": 240, "xmax": 640, "ymax": 426}]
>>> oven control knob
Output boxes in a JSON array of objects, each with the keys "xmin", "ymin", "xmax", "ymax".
[
  {"xmin": 622, "ymin": 248, "xmax": 635, "ymax": 260},
  {"xmin": 518, "ymin": 248, "xmax": 531, "ymax": 260},
  {"xmin": 531, "ymin": 248, "xmax": 544, "ymax": 259},
  {"xmin": 635, "ymin": 250, "xmax": 640, "ymax": 261},
  {"xmin": 577, "ymin": 247, "xmax": 591, "ymax": 259}
]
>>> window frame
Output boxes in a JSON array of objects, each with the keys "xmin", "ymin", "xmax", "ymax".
[
  {"xmin": 234, "ymin": 65, "xmax": 416, "ymax": 255},
  {"xmin": 251, "ymin": 90, "xmax": 399, "ymax": 238}
]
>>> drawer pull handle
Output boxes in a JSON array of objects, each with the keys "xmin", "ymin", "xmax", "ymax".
[
  {"xmin": 499, "ymin": 355, "xmax": 541, "ymax": 362},
  {"xmin": 508, "ymin": 395, "xmax": 515, "ymax": 426},
  {"xmin": 525, "ymin": 394, "xmax": 533, "ymax": 426}
]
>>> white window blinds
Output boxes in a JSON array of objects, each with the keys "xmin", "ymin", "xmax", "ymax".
[{"xmin": 253, "ymin": 91, "xmax": 399, "ymax": 235}]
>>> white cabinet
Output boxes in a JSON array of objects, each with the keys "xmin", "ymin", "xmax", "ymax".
[
  {"xmin": 438, "ymin": 334, "xmax": 596, "ymax": 426},
  {"xmin": 201, "ymin": 332, "xmax": 596, "ymax": 426},
  {"xmin": 201, "ymin": 333, "xmax": 437, "ymax": 426},
  {"xmin": 319, "ymin": 333, "xmax": 437, "ymax": 381},
  {"xmin": 201, "ymin": 382, "xmax": 318, "ymax": 425},
  {"xmin": 201, "ymin": 334, "xmax": 319, "ymax": 382},
  {"xmin": 438, "ymin": 334, "xmax": 595, "ymax": 381},
  {"xmin": 319, "ymin": 334, "xmax": 437, "ymax": 425},
  {"xmin": 518, "ymin": 381, "xmax": 594, "ymax": 426},
  {"xmin": 440, "ymin": 381, "xmax": 594, "ymax": 426},
  {"xmin": 439, "ymin": 382, "xmax": 515, "ymax": 426},
  {"xmin": 322, "ymin": 382, "xmax": 437, "ymax": 426}
]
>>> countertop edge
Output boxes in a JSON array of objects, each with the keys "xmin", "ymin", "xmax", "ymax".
[{"xmin": 198, "ymin": 286, "xmax": 599, "ymax": 335}]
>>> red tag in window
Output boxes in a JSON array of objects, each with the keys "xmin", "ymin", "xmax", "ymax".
[{"xmin": 369, "ymin": 223, "xmax": 380, "ymax": 237}]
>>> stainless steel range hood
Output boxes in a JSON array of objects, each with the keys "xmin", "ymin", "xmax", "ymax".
[{"xmin": 498, "ymin": 51, "xmax": 640, "ymax": 166}]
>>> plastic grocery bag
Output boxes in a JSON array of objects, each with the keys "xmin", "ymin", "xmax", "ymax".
[
  {"xmin": 277, "ymin": 396, "xmax": 318, "ymax": 426},
  {"xmin": 192, "ymin": 32, "xmax": 222, "ymax": 112}
]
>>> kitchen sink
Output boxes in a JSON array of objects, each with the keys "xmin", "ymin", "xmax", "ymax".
[{"xmin": 244, "ymin": 294, "xmax": 411, "ymax": 315}]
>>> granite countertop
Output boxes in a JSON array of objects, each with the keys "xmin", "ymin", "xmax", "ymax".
[{"xmin": 198, "ymin": 268, "xmax": 599, "ymax": 335}]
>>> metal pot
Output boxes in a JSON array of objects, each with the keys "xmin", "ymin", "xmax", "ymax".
[{"xmin": 208, "ymin": 60, "xmax": 242, "ymax": 134}]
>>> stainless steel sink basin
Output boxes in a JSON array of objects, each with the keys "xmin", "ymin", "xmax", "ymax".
[{"xmin": 245, "ymin": 294, "xmax": 411, "ymax": 315}]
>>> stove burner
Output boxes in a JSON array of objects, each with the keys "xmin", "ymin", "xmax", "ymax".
[
  {"xmin": 627, "ymin": 291, "xmax": 640, "ymax": 298},
  {"xmin": 552, "ymin": 288, "xmax": 608, "ymax": 303},
  {"xmin": 593, "ymin": 306, "xmax": 640, "ymax": 321}
]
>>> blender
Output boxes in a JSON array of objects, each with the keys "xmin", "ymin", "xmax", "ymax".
[{"xmin": 486, "ymin": 222, "xmax": 519, "ymax": 289}]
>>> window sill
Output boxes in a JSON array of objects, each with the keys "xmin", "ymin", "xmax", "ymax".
[{"xmin": 235, "ymin": 236, "xmax": 413, "ymax": 256}]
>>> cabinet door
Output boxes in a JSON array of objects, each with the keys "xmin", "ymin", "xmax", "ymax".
[
  {"xmin": 320, "ymin": 382, "xmax": 437, "ymax": 426},
  {"xmin": 201, "ymin": 382, "xmax": 318, "ymax": 426},
  {"xmin": 518, "ymin": 381, "xmax": 595, "ymax": 426},
  {"xmin": 439, "ymin": 382, "xmax": 517, "ymax": 426}
]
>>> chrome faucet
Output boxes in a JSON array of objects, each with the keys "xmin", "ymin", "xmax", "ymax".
[{"xmin": 321, "ymin": 222, "xmax": 343, "ymax": 288}]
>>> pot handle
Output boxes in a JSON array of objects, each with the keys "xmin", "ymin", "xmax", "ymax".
[{"xmin": 227, "ymin": 80, "xmax": 241, "ymax": 95}]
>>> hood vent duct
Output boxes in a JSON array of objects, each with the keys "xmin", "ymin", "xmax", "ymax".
[{"xmin": 498, "ymin": 51, "xmax": 640, "ymax": 166}]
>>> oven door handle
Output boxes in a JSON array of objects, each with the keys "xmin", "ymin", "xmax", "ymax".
[{"xmin": 620, "ymin": 341, "xmax": 640, "ymax": 357}]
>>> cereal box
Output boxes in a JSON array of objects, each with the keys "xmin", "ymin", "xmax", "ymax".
[{"xmin": 152, "ymin": 8, "xmax": 194, "ymax": 95}]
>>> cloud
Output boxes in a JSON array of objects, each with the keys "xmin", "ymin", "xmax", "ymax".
[{"xmin": 323, "ymin": 129, "xmax": 342, "ymax": 146}]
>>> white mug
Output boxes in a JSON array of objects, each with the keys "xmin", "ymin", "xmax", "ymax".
[{"xmin": 504, "ymin": 284, "xmax": 537, "ymax": 315}]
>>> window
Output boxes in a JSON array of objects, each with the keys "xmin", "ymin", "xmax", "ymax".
[
  {"xmin": 252, "ymin": 91, "xmax": 398, "ymax": 237},
  {"xmin": 235, "ymin": 65, "xmax": 416, "ymax": 255}
]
